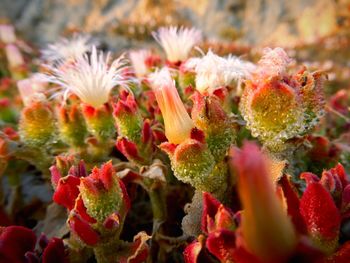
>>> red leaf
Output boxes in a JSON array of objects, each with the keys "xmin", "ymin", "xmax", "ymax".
[
  {"xmin": 118, "ymin": 232, "xmax": 150, "ymax": 263},
  {"xmin": 202, "ymin": 192, "xmax": 222, "ymax": 233},
  {"xmin": 206, "ymin": 230, "xmax": 244, "ymax": 263},
  {"xmin": 280, "ymin": 175, "xmax": 306, "ymax": 234},
  {"xmin": 0, "ymin": 226, "xmax": 36, "ymax": 263},
  {"xmin": 141, "ymin": 119, "xmax": 153, "ymax": 144},
  {"xmin": 116, "ymin": 137, "xmax": 143, "ymax": 162},
  {"xmin": 341, "ymin": 185, "xmax": 350, "ymax": 220},
  {"xmin": 183, "ymin": 240, "xmax": 203, "ymax": 263},
  {"xmin": 159, "ymin": 142, "xmax": 177, "ymax": 156},
  {"xmin": 53, "ymin": 175, "xmax": 80, "ymax": 210},
  {"xmin": 119, "ymin": 179, "xmax": 131, "ymax": 211},
  {"xmin": 127, "ymin": 232, "xmax": 150, "ymax": 263},
  {"xmin": 49, "ymin": 165, "xmax": 62, "ymax": 188},
  {"xmin": 100, "ymin": 161, "xmax": 114, "ymax": 191},
  {"xmin": 190, "ymin": 128, "xmax": 205, "ymax": 144},
  {"xmin": 75, "ymin": 196, "xmax": 96, "ymax": 224},
  {"xmin": 68, "ymin": 214, "xmax": 100, "ymax": 246},
  {"xmin": 325, "ymin": 241, "xmax": 350, "ymax": 263},
  {"xmin": 300, "ymin": 183, "xmax": 341, "ymax": 246},
  {"xmin": 42, "ymin": 238, "xmax": 67, "ymax": 263},
  {"xmin": 300, "ymin": 172, "xmax": 319, "ymax": 186},
  {"xmin": 103, "ymin": 212, "xmax": 120, "ymax": 229}
]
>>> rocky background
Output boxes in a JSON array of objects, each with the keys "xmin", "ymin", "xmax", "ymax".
[{"xmin": 0, "ymin": 0, "xmax": 348, "ymax": 51}]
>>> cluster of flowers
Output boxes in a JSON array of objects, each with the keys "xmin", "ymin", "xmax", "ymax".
[{"xmin": 0, "ymin": 23, "xmax": 350, "ymax": 263}]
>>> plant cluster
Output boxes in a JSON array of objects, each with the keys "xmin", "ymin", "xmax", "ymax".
[{"xmin": 0, "ymin": 24, "xmax": 349, "ymax": 263}]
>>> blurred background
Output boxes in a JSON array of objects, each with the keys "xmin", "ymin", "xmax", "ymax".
[
  {"xmin": 0, "ymin": 0, "xmax": 350, "ymax": 87},
  {"xmin": 0, "ymin": 0, "xmax": 348, "ymax": 48}
]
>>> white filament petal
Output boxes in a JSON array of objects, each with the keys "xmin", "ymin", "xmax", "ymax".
[
  {"xmin": 43, "ymin": 46, "xmax": 131, "ymax": 107},
  {"xmin": 257, "ymin": 47, "xmax": 292, "ymax": 76},
  {"xmin": 129, "ymin": 49, "xmax": 151, "ymax": 79},
  {"xmin": 152, "ymin": 26, "xmax": 202, "ymax": 63},
  {"xmin": 0, "ymin": 24, "xmax": 16, "ymax": 44},
  {"xmin": 41, "ymin": 34, "xmax": 95, "ymax": 64},
  {"xmin": 186, "ymin": 50, "xmax": 255, "ymax": 94}
]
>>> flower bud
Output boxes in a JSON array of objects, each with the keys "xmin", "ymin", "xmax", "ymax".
[
  {"xmin": 113, "ymin": 93, "xmax": 142, "ymax": 143},
  {"xmin": 57, "ymin": 104, "xmax": 88, "ymax": 148},
  {"xmin": 231, "ymin": 142, "xmax": 296, "ymax": 262},
  {"xmin": 240, "ymin": 48, "xmax": 325, "ymax": 151},
  {"xmin": 148, "ymin": 67, "xmax": 194, "ymax": 144},
  {"xmin": 82, "ymin": 103, "xmax": 115, "ymax": 142},
  {"xmin": 160, "ymin": 130, "xmax": 218, "ymax": 192},
  {"xmin": 17, "ymin": 76, "xmax": 47, "ymax": 106},
  {"xmin": 191, "ymin": 91, "xmax": 236, "ymax": 161},
  {"xmin": 80, "ymin": 161, "xmax": 128, "ymax": 222},
  {"xmin": 19, "ymin": 101, "xmax": 57, "ymax": 147}
]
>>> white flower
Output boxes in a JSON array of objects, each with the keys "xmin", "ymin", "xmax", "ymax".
[
  {"xmin": 185, "ymin": 50, "xmax": 255, "ymax": 94},
  {"xmin": 129, "ymin": 49, "xmax": 151, "ymax": 79},
  {"xmin": 43, "ymin": 46, "xmax": 131, "ymax": 108},
  {"xmin": 0, "ymin": 24, "xmax": 16, "ymax": 44},
  {"xmin": 17, "ymin": 74, "xmax": 47, "ymax": 106},
  {"xmin": 152, "ymin": 26, "xmax": 202, "ymax": 63},
  {"xmin": 41, "ymin": 34, "xmax": 95, "ymax": 64},
  {"xmin": 5, "ymin": 44, "xmax": 24, "ymax": 68},
  {"xmin": 256, "ymin": 47, "xmax": 291, "ymax": 76}
]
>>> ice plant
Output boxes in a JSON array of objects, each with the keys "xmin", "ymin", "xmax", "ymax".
[
  {"xmin": 4, "ymin": 44, "xmax": 24, "ymax": 69},
  {"xmin": 129, "ymin": 49, "xmax": 151, "ymax": 79},
  {"xmin": 57, "ymin": 103, "xmax": 88, "ymax": 148},
  {"xmin": 0, "ymin": 226, "xmax": 67, "ymax": 263},
  {"xmin": 148, "ymin": 67, "xmax": 194, "ymax": 144},
  {"xmin": 239, "ymin": 47, "xmax": 326, "ymax": 151},
  {"xmin": 185, "ymin": 163, "xmax": 350, "ymax": 263},
  {"xmin": 129, "ymin": 49, "xmax": 160, "ymax": 79},
  {"xmin": 113, "ymin": 93, "xmax": 154, "ymax": 165},
  {"xmin": 232, "ymin": 142, "xmax": 297, "ymax": 262},
  {"xmin": 51, "ymin": 160, "xmax": 149, "ymax": 263},
  {"xmin": 41, "ymin": 34, "xmax": 94, "ymax": 64},
  {"xmin": 44, "ymin": 45, "xmax": 131, "ymax": 108},
  {"xmin": 79, "ymin": 161, "xmax": 126, "ymax": 223},
  {"xmin": 82, "ymin": 103, "xmax": 115, "ymax": 143},
  {"xmin": 53, "ymin": 161, "xmax": 128, "ymax": 228},
  {"xmin": 298, "ymin": 164, "xmax": 349, "ymax": 254},
  {"xmin": 17, "ymin": 74, "xmax": 47, "ymax": 106},
  {"xmin": 191, "ymin": 91, "xmax": 236, "ymax": 161},
  {"xmin": 3, "ymin": 23, "xmax": 350, "ymax": 263},
  {"xmin": 0, "ymin": 24, "xmax": 24, "ymax": 70},
  {"xmin": 148, "ymin": 68, "xmax": 229, "ymax": 193},
  {"xmin": 152, "ymin": 26, "xmax": 202, "ymax": 64},
  {"xmin": 0, "ymin": 24, "xmax": 16, "ymax": 44},
  {"xmin": 19, "ymin": 100, "xmax": 57, "ymax": 147},
  {"xmin": 184, "ymin": 50, "xmax": 255, "ymax": 94}
]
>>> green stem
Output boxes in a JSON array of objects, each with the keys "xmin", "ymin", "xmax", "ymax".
[
  {"xmin": 14, "ymin": 146, "xmax": 53, "ymax": 178},
  {"xmin": 93, "ymin": 239, "xmax": 121, "ymax": 263},
  {"xmin": 67, "ymin": 235, "xmax": 94, "ymax": 263},
  {"xmin": 147, "ymin": 186, "xmax": 167, "ymax": 262},
  {"xmin": 149, "ymin": 187, "xmax": 167, "ymax": 224}
]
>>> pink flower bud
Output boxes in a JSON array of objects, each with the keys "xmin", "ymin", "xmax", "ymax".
[
  {"xmin": 148, "ymin": 68, "xmax": 194, "ymax": 144},
  {"xmin": 231, "ymin": 142, "xmax": 296, "ymax": 262}
]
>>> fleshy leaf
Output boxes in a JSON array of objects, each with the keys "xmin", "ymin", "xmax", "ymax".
[{"xmin": 300, "ymin": 183, "xmax": 341, "ymax": 254}]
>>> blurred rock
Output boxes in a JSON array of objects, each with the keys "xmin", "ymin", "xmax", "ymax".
[{"xmin": 0, "ymin": 0, "xmax": 344, "ymax": 50}]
